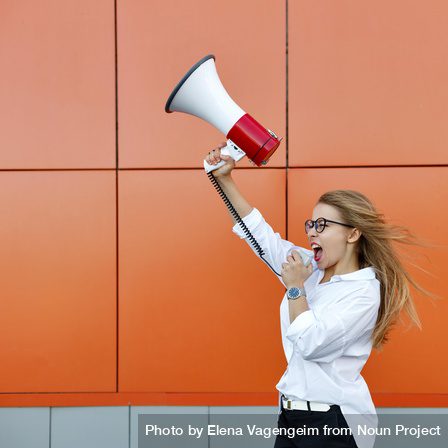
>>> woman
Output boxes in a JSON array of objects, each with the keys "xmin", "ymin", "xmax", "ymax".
[{"xmin": 205, "ymin": 143, "xmax": 436, "ymax": 448}]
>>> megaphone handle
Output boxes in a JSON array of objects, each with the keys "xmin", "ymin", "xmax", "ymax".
[{"xmin": 203, "ymin": 139, "xmax": 246, "ymax": 173}]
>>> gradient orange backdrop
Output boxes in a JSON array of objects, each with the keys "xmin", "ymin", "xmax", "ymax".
[{"xmin": 0, "ymin": 0, "xmax": 447, "ymax": 407}]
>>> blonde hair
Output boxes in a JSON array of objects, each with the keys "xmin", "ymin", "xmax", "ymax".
[{"xmin": 317, "ymin": 189, "xmax": 442, "ymax": 351}]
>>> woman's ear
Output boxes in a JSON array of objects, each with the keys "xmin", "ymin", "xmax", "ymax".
[{"xmin": 347, "ymin": 228, "xmax": 362, "ymax": 243}]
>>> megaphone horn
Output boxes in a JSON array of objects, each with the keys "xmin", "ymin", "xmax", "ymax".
[{"xmin": 165, "ymin": 55, "xmax": 281, "ymax": 172}]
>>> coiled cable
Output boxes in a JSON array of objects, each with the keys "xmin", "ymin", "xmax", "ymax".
[{"xmin": 207, "ymin": 171, "xmax": 281, "ymax": 277}]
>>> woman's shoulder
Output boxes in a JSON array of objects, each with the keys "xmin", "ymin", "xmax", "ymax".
[{"xmin": 352, "ymin": 274, "xmax": 381, "ymax": 309}]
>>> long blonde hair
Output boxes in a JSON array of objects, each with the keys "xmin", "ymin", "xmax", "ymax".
[{"xmin": 317, "ymin": 190, "xmax": 441, "ymax": 351}]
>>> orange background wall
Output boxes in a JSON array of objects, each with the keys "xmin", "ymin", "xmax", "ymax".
[{"xmin": 0, "ymin": 0, "xmax": 447, "ymax": 407}]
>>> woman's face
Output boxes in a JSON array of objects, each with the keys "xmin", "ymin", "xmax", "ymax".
[{"xmin": 306, "ymin": 203, "xmax": 356, "ymax": 269}]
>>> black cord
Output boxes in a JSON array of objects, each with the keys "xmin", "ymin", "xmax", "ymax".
[{"xmin": 207, "ymin": 171, "xmax": 282, "ymax": 277}]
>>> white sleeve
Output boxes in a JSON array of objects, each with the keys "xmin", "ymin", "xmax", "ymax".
[
  {"xmin": 232, "ymin": 208, "xmax": 316, "ymax": 287},
  {"xmin": 285, "ymin": 284, "xmax": 380, "ymax": 363}
]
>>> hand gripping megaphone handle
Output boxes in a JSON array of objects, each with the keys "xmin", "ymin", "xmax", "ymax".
[{"xmin": 203, "ymin": 139, "xmax": 246, "ymax": 173}]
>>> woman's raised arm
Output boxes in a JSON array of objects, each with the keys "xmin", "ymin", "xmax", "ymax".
[{"xmin": 205, "ymin": 142, "xmax": 253, "ymax": 223}]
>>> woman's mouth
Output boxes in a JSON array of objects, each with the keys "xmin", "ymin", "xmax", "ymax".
[{"xmin": 312, "ymin": 244, "xmax": 323, "ymax": 262}]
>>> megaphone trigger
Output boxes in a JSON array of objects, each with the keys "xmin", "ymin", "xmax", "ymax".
[
  {"xmin": 203, "ymin": 139, "xmax": 246, "ymax": 173},
  {"xmin": 223, "ymin": 139, "xmax": 246, "ymax": 162}
]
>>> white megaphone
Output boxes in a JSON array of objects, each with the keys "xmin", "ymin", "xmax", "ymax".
[{"xmin": 165, "ymin": 55, "xmax": 282, "ymax": 173}]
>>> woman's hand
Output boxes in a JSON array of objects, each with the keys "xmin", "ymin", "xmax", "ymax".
[
  {"xmin": 205, "ymin": 142, "xmax": 236, "ymax": 178},
  {"xmin": 281, "ymin": 250, "xmax": 313, "ymax": 289}
]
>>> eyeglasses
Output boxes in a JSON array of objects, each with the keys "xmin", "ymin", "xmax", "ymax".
[{"xmin": 304, "ymin": 217, "xmax": 354, "ymax": 234}]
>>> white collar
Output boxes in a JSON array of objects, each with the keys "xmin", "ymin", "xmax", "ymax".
[{"xmin": 317, "ymin": 266, "xmax": 377, "ymax": 283}]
